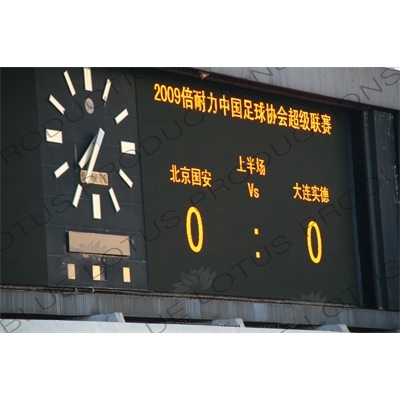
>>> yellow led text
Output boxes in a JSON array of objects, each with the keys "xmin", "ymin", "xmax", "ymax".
[
  {"xmin": 237, "ymin": 156, "xmax": 266, "ymax": 176},
  {"xmin": 186, "ymin": 207, "xmax": 204, "ymax": 253},
  {"xmin": 170, "ymin": 164, "xmax": 212, "ymax": 187},
  {"xmin": 154, "ymin": 83, "xmax": 332, "ymax": 135},
  {"xmin": 293, "ymin": 183, "xmax": 330, "ymax": 203},
  {"xmin": 236, "ymin": 156, "xmax": 266, "ymax": 199},
  {"xmin": 307, "ymin": 221, "xmax": 322, "ymax": 263},
  {"xmin": 247, "ymin": 183, "xmax": 260, "ymax": 198},
  {"xmin": 254, "ymin": 228, "xmax": 261, "ymax": 259}
]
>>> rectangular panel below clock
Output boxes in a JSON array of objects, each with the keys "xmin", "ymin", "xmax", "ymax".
[{"xmin": 68, "ymin": 231, "xmax": 131, "ymax": 256}]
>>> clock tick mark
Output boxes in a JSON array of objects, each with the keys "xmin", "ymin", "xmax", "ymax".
[
  {"xmin": 109, "ymin": 188, "xmax": 120, "ymax": 212},
  {"xmin": 115, "ymin": 109, "xmax": 128, "ymax": 124},
  {"xmin": 121, "ymin": 141, "xmax": 136, "ymax": 155},
  {"xmin": 119, "ymin": 169, "xmax": 133, "ymax": 188},
  {"xmin": 72, "ymin": 184, "xmax": 83, "ymax": 208},
  {"xmin": 46, "ymin": 129, "xmax": 63, "ymax": 144},
  {"xmin": 84, "ymin": 67, "xmax": 93, "ymax": 91},
  {"xmin": 54, "ymin": 161, "xmax": 69, "ymax": 178},
  {"xmin": 92, "ymin": 194, "xmax": 101, "ymax": 219},
  {"xmin": 63, "ymin": 70, "xmax": 76, "ymax": 96},
  {"xmin": 49, "ymin": 95, "xmax": 65, "ymax": 115}
]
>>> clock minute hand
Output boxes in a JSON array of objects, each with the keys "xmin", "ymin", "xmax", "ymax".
[
  {"xmin": 78, "ymin": 138, "xmax": 95, "ymax": 169},
  {"xmin": 85, "ymin": 128, "xmax": 105, "ymax": 184}
]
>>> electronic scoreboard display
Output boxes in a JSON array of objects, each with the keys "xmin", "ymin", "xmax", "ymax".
[{"xmin": 136, "ymin": 68, "xmax": 360, "ymax": 304}]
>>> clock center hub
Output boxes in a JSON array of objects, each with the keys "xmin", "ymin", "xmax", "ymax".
[{"xmin": 80, "ymin": 170, "xmax": 109, "ymax": 186}]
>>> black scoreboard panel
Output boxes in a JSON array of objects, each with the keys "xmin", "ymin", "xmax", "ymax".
[{"xmin": 136, "ymin": 69, "xmax": 360, "ymax": 304}]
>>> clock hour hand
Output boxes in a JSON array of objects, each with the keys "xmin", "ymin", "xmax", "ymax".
[
  {"xmin": 85, "ymin": 128, "xmax": 105, "ymax": 183},
  {"xmin": 79, "ymin": 128, "xmax": 105, "ymax": 183}
]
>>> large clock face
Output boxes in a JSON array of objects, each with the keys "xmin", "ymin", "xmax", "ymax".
[
  {"xmin": 36, "ymin": 67, "xmax": 148, "ymax": 289},
  {"xmin": 46, "ymin": 68, "xmax": 136, "ymax": 221}
]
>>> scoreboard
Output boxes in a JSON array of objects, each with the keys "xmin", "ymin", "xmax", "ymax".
[
  {"xmin": 136, "ymin": 69, "xmax": 360, "ymax": 304},
  {"xmin": 2, "ymin": 67, "xmax": 372, "ymax": 308}
]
